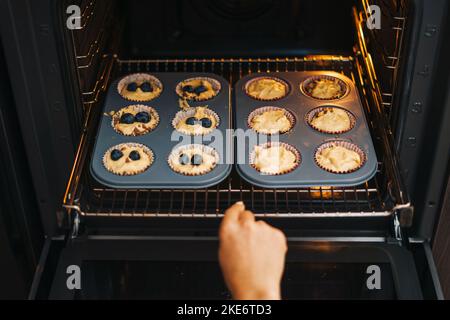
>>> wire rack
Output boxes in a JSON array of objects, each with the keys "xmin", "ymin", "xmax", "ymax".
[{"xmin": 62, "ymin": 56, "xmax": 403, "ymax": 218}]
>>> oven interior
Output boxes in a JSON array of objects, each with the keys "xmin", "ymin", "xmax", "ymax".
[{"xmin": 60, "ymin": 0, "xmax": 412, "ymax": 237}]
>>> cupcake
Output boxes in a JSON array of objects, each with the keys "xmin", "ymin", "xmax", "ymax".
[
  {"xmin": 103, "ymin": 143, "xmax": 154, "ymax": 176},
  {"xmin": 172, "ymin": 107, "xmax": 219, "ymax": 136},
  {"xmin": 117, "ymin": 73, "xmax": 163, "ymax": 102},
  {"xmin": 315, "ymin": 141, "xmax": 365, "ymax": 174},
  {"xmin": 250, "ymin": 142, "xmax": 300, "ymax": 175},
  {"xmin": 168, "ymin": 144, "xmax": 219, "ymax": 176},
  {"xmin": 248, "ymin": 107, "xmax": 294, "ymax": 135},
  {"xmin": 301, "ymin": 76, "xmax": 348, "ymax": 100},
  {"xmin": 245, "ymin": 77, "xmax": 288, "ymax": 101},
  {"xmin": 176, "ymin": 77, "xmax": 221, "ymax": 101},
  {"xmin": 307, "ymin": 106, "xmax": 355, "ymax": 134},
  {"xmin": 112, "ymin": 105, "xmax": 160, "ymax": 136}
]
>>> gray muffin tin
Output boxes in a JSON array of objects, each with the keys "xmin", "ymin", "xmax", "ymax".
[
  {"xmin": 90, "ymin": 73, "xmax": 232, "ymax": 189},
  {"xmin": 234, "ymin": 71, "xmax": 378, "ymax": 188}
]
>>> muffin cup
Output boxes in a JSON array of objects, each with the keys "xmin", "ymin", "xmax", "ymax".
[
  {"xmin": 175, "ymin": 77, "xmax": 221, "ymax": 102},
  {"xmin": 167, "ymin": 144, "xmax": 219, "ymax": 176},
  {"xmin": 244, "ymin": 76, "xmax": 290, "ymax": 101},
  {"xmin": 314, "ymin": 140, "xmax": 366, "ymax": 174},
  {"xmin": 247, "ymin": 106, "xmax": 295, "ymax": 135},
  {"xmin": 306, "ymin": 106, "xmax": 356, "ymax": 134},
  {"xmin": 102, "ymin": 143, "xmax": 154, "ymax": 176},
  {"xmin": 111, "ymin": 105, "xmax": 160, "ymax": 136},
  {"xmin": 249, "ymin": 142, "xmax": 301, "ymax": 176},
  {"xmin": 117, "ymin": 73, "xmax": 163, "ymax": 102},
  {"xmin": 300, "ymin": 75, "xmax": 349, "ymax": 101},
  {"xmin": 172, "ymin": 107, "xmax": 220, "ymax": 136}
]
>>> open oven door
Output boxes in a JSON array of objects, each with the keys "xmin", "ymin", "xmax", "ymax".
[{"xmin": 29, "ymin": 237, "xmax": 442, "ymax": 300}]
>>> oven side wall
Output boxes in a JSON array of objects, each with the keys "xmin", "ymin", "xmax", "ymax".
[
  {"xmin": 0, "ymin": 0, "xmax": 82, "ymax": 236},
  {"xmin": 393, "ymin": 0, "xmax": 450, "ymax": 238}
]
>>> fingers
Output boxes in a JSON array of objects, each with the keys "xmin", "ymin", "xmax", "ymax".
[
  {"xmin": 239, "ymin": 210, "xmax": 255, "ymax": 224},
  {"xmin": 221, "ymin": 201, "xmax": 245, "ymax": 227},
  {"xmin": 256, "ymin": 221, "xmax": 288, "ymax": 251}
]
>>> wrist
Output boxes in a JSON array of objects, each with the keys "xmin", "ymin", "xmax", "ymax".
[{"xmin": 233, "ymin": 286, "xmax": 281, "ymax": 300}]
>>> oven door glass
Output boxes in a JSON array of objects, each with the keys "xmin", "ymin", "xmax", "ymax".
[
  {"xmin": 77, "ymin": 260, "xmax": 395, "ymax": 300},
  {"xmin": 41, "ymin": 240, "xmax": 423, "ymax": 300}
]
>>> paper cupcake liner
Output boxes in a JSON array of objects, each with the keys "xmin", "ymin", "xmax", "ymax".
[
  {"xmin": 249, "ymin": 142, "xmax": 301, "ymax": 176},
  {"xmin": 172, "ymin": 107, "xmax": 220, "ymax": 136},
  {"xmin": 247, "ymin": 106, "xmax": 295, "ymax": 135},
  {"xmin": 300, "ymin": 75, "xmax": 349, "ymax": 101},
  {"xmin": 167, "ymin": 144, "xmax": 219, "ymax": 176},
  {"xmin": 111, "ymin": 105, "xmax": 160, "ymax": 136},
  {"xmin": 314, "ymin": 140, "xmax": 366, "ymax": 174},
  {"xmin": 305, "ymin": 106, "xmax": 356, "ymax": 135},
  {"xmin": 175, "ymin": 77, "xmax": 221, "ymax": 102},
  {"xmin": 102, "ymin": 143, "xmax": 154, "ymax": 176},
  {"xmin": 244, "ymin": 76, "xmax": 290, "ymax": 101},
  {"xmin": 117, "ymin": 73, "xmax": 163, "ymax": 102}
]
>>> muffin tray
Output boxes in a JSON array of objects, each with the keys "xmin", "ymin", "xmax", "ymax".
[
  {"xmin": 234, "ymin": 71, "xmax": 378, "ymax": 188},
  {"xmin": 90, "ymin": 73, "xmax": 232, "ymax": 189}
]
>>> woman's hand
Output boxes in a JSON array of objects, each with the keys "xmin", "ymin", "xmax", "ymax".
[{"xmin": 218, "ymin": 202, "xmax": 287, "ymax": 300}]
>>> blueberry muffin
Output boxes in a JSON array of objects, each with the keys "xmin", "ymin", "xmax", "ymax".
[
  {"xmin": 103, "ymin": 143, "xmax": 154, "ymax": 176},
  {"xmin": 118, "ymin": 73, "xmax": 163, "ymax": 102},
  {"xmin": 173, "ymin": 107, "xmax": 219, "ymax": 136},
  {"xmin": 168, "ymin": 144, "xmax": 219, "ymax": 176},
  {"xmin": 176, "ymin": 77, "xmax": 221, "ymax": 101},
  {"xmin": 112, "ymin": 105, "xmax": 159, "ymax": 136}
]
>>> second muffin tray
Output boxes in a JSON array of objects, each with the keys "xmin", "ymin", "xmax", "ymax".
[
  {"xmin": 90, "ymin": 72, "xmax": 232, "ymax": 189},
  {"xmin": 234, "ymin": 71, "xmax": 378, "ymax": 188}
]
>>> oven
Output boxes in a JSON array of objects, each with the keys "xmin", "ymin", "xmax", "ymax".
[{"xmin": 0, "ymin": 0, "xmax": 448, "ymax": 299}]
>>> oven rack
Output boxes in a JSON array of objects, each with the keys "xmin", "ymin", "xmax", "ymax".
[{"xmin": 63, "ymin": 55, "xmax": 410, "ymax": 220}]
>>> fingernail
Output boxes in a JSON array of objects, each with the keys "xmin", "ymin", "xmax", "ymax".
[{"xmin": 236, "ymin": 201, "xmax": 244, "ymax": 205}]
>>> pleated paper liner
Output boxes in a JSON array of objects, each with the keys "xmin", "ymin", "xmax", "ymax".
[
  {"xmin": 300, "ymin": 75, "xmax": 349, "ymax": 101},
  {"xmin": 103, "ymin": 143, "xmax": 154, "ymax": 176},
  {"xmin": 306, "ymin": 106, "xmax": 356, "ymax": 134},
  {"xmin": 167, "ymin": 144, "xmax": 220, "ymax": 176},
  {"xmin": 244, "ymin": 76, "xmax": 290, "ymax": 101},
  {"xmin": 249, "ymin": 142, "xmax": 301, "ymax": 176},
  {"xmin": 172, "ymin": 107, "xmax": 220, "ymax": 136},
  {"xmin": 247, "ymin": 106, "xmax": 296, "ymax": 135},
  {"xmin": 111, "ymin": 105, "xmax": 160, "ymax": 136},
  {"xmin": 175, "ymin": 77, "xmax": 221, "ymax": 102},
  {"xmin": 314, "ymin": 140, "xmax": 366, "ymax": 174},
  {"xmin": 117, "ymin": 73, "xmax": 163, "ymax": 102}
]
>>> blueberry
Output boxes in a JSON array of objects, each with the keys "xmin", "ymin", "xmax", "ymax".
[
  {"xmin": 135, "ymin": 112, "xmax": 151, "ymax": 123},
  {"xmin": 194, "ymin": 85, "xmax": 207, "ymax": 95},
  {"xmin": 140, "ymin": 82, "xmax": 153, "ymax": 92},
  {"xmin": 191, "ymin": 154, "xmax": 203, "ymax": 166},
  {"xmin": 185, "ymin": 117, "xmax": 198, "ymax": 126},
  {"xmin": 182, "ymin": 85, "xmax": 195, "ymax": 93},
  {"xmin": 110, "ymin": 149, "xmax": 123, "ymax": 161},
  {"xmin": 129, "ymin": 150, "xmax": 141, "ymax": 161},
  {"xmin": 200, "ymin": 117, "xmax": 212, "ymax": 128},
  {"xmin": 127, "ymin": 82, "xmax": 138, "ymax": 92},
  {"xmin": 179, "ymin": 154, "xmax": 191, "ymax": 165},
  {"xmin": 119, "ymin": 113, "xmax": 135, "ymax": 124}
]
